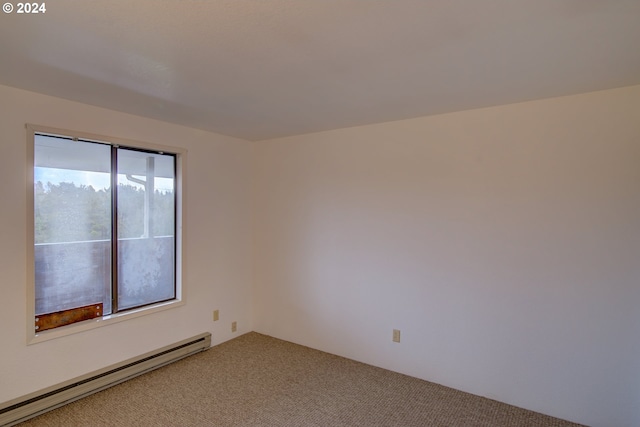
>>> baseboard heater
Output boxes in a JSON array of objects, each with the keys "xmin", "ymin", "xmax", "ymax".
[{"xmin": 0, "ymin": 332, "xmax": 211, "ymax": 426}]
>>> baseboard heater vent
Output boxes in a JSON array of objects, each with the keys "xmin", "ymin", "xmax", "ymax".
[{"xmin": 0, "ymin": 332, "xmax": 211, "ymax": 426}]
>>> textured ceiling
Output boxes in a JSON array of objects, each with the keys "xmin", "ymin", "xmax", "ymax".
[{"xmin": 1, "ymin": 0, "xmax": 639, "ymax": 141}]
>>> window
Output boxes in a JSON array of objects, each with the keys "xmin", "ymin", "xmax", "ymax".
[{"xmin": 28, "ymin": 126, "xmax": 184, "ymax": 338}]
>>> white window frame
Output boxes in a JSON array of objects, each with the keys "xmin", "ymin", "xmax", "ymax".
[{"xmin": 26, "ymin": 124, "xmax": 187, "ymax": 344}]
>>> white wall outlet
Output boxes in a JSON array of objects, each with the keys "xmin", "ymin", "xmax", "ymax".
[
  {"xmin": 393, "ymin": 329, "xmax": 401, "ymax": 343},
  {"xmin": 213, "ymin": 310, "xmax": 219, "ymax": 321},
  {"xmin": 231, "ymin": 321, "xmax": 237, "ymax": 332}
]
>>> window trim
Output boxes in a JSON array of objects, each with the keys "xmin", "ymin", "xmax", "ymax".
[{"xmin": 26, "ymin": 124, "xmax": 187, "ymax": 345}]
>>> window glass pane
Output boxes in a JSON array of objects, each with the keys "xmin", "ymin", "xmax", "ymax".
[
  {"xmin": 34, "ymin": 135, "xmax": 112, "ymax": 315},
  {"xmin": 117, "ymin": 149, "xmax": 175, "ymax": 310}
]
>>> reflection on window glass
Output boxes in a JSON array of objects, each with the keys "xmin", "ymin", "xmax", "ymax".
[
  {"xmin": 117, "ymin": 149, "xmax": 175, "ymax": 310},
  {"xmin": 34, "ymin": 136, "xmax": 112, "ymax": 315}
]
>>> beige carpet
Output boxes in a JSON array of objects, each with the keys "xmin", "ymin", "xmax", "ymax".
[{"xmin": 18, "ymin": 332, "xmax": 584, "ymax": 426}]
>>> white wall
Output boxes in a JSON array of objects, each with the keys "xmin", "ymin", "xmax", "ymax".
[
  {"xmin": 253, "ymin": 85, "xmax": 640, "ymax": 427},
  {"xmin": 0, "ymin": 84, "xmax": 254, "ymax": 403}
]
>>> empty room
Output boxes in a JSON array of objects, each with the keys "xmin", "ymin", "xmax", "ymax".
[{"xmin": 1, "ymin": 1, "xmax": 639, "ymax": 426}]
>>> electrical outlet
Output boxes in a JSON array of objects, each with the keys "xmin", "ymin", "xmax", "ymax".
[
  {"xmin": 231, "ymin": 321, "xmax": 237, "ymax": 332},
  {"xmin": 393, "ymin": 329, "xmax": 401, "ymax": 343},
  {"xmin": 213, "ymin": 310, "xmax": 219, "ymax": 322}
]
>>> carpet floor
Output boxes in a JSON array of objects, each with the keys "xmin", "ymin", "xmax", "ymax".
[{"xmin": 17, "ymin": 332, "xmax": 584, "ymax": 426}]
